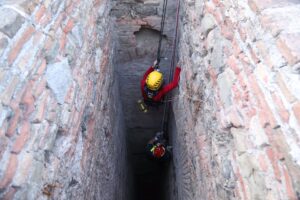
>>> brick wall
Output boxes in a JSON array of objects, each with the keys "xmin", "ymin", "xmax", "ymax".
[
  {"xmin": 173, "ymin": 0, "xmax": 300, "ymax": 199},
  {"xmin": 0, "ymin": 0, "xmax": 129, "ymax": 199}
]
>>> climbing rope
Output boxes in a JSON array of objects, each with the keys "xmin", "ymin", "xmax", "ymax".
[
  {"xmin": 161, "ymin": 0, "xmax": 181, "ymax": 134},
  {"xmin": 156, "ymin": 0, "xmax": 168, "ymax": 67}
]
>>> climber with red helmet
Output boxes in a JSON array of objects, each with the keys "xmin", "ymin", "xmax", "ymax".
[
  {"xmin": 146, "ymin": 132, "xmax": 171, "ymax": 161},
  {"xmin": 139, "ymin": 60, "xmax": 181, "ymax": 111}
]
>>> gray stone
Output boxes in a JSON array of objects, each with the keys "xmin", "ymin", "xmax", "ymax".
[
  {"xmin": 237, "ymin": 154, "xmax": 254, "ymax": 178},
  {"xmin": 292, "ymin": 63, "xmax": 300, "ymax": 74},
  {"xmin": 201, "ymin": 14, "xmax": 216, "ymax": 36},
  {"xmin": 135, "ymin": 4, "xmax": 157, "ymax": 17},
  {"xmin": 222, "ymin": 159, "xmax": 234, "ymax": 180},
  {"xmin": 12, "ymin": 152, "xmax": 33, "ymax": 187},
  {"xmin": 247, "ymin": 171, "xmax": 267, "ymax": 200},
  {"xmin": 217, "ymin": 68, "xmax": 235, "ymax": 107},
  {"xmin": 231, "ymin": 128, "xmax": 248, "ymax": 155},
  {"xmin": 249, "ymin": 116, "xmax": 270, "ymax": 148},
  {"xmin": 0, "ymin": 34, "xmax": 8, "ymax": 56},
  {"xmin": 0, "ymin": 104, "xmax": 12, "ymax": 127},
  {"xmin": 71, "ymin": 25, "xmax": 84, "ymax": 48},
  {"xmin": 43, "ymin": 123, "xmax": 58, "ymax": 151},
  {"xmin": 0, "ymin": 7, "xmax": 25, "ymax": 38},
  {"xmin": 46, "ymin": 59, "xmax": 73, "ymax": 104}
]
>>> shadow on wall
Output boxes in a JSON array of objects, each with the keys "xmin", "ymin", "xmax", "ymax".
[{"xmin": 134, "ymin": 26, "xmax": 167, "ymax": 58}]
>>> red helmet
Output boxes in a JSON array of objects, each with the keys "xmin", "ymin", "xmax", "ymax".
[{"xmin": 153, "ymin": 145, "xmax": 166, "ymax": 158}]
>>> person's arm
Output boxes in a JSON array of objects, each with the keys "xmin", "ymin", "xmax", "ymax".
[
  {"xmin": 154, "ymin": 67, "xmax": 181, "ymax": 101},
  {"xmin": 141, "ymin": 66, "xmax": 154, "ymax": 98}
]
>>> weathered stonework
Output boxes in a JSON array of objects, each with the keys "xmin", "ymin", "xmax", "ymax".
[
  {"xmin": 0, "ymin": 0, "xmax": 129, "ymax": 199},
  {"xmin": 173, "ymin": 0, "xmax": 300, "ymax": 199},
  {"xmin": 1, "ymin": 0, "xmax": 300, "ymax": 199}
]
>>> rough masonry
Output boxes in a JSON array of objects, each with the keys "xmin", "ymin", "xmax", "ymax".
[
  {"xmin": 173, "ymin": 0, "xmax": 300, "ymax": 199},
  {"xmin": 0, "ymin": 0, "xmax": 129, "ymax": 199}
]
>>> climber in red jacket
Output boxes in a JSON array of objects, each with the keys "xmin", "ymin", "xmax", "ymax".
[{"xmin": 140, "ymin": 61, "xmax": 181, "ymax": 107}]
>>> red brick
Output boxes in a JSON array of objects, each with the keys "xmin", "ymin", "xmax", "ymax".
[
  {"xmin": 236, "ymin": 167, "xmax": 248, "ymax": 200},
  {"xmin": 227, "ymin": 55, "xmax": 240, "ymax": 74},
  {"xmin": 248, "ymin": 0, "xmax": 261, "ymax": 13},
  {"xmin": 271, "ymin": 93, "xmax": 290, "ymax": 123},
  {"xmin": 213, "ymin": 9, "xmax": 224, "ymax": 25},
  {"xmin": 33, "ymin": 78, "xmax": 47, "ymax": 99},
  {"xmin": 276, "ymin": 33, "xmax": 300, "ymax": 65},
  {"xmin": 276, "ymin": 73, "xmax": 296, "ymax": 103},
  {"xmin": 249, "ymin": 74, "xmax": 277, "ymax": 128},
  {"xmin": 63, "ymin": 19, "xmax": 75, "ymax": 33},
  {"xmin": 65, "ymin": 4, "xmax": 74, "ymax": 15},
  {"xmin": 248, "ymin": 0, "xmax": 295, "ymax": 13},
  {"xmin": 52, "ymin": 14, "xmax": 65, "ymax": 31},
  {"xmin": 59, "ymin": 34, "xmax": 67, "ymax": 51},
  {"xmin": 258, "ymin": 154, "xmax": 269, "ymax": 172},
  {"xmin": 238, "ymin": 26, "xmax": 247, "ymax": 42},
  {"xmin": 220, "ymin": 19, "xmax": 234, "ymax": 40},
  {"xmin": 207, "ymin": 66, "xmax": 217, "ymax": 86},
  {"xmin": 248, "ymin": 45, "xmax": 260, "ymax": 64},
  {"xmin": 0, "ymin": 154, "xmax": 18, "ymax": 189},
  {"xmin": 266, "ymin": 147, "xmax": 281, "ymax": 181},
  {"xmin": 2, "ymin": 186, "xmax": 17, "ymax": 200},
  {"xmin": 11, "ymin": 121, "xmax": 30, "ymax": 154},
  {"xmin": 292, "ymin": 102, "xmax": 300, "ymax": 125},
  {"xmin": 212, "ymin": 0, "xmax": 221, "ymax": 6},
  {"xmin": 64, "ymin": 84, "xmax": 76, "ymax": 104},
  {"xmin": 283, "ymin": 166, "xmax": 297, "ymax": 200},
  {"xmin": 8, "ymin": 26, "xmax": 35, "ymax": 64},
  {"xmin": 35, "ymin": 59, "xmax": 47, "ymax": 76},
  {"xmin": 40, "ymin": 11, "xmax": 52, "ymax": 27},
  {"xmin": 232, "ymin": 37, "xmax": 243, "ymax": 57},
  {"xmin": 35, "ymin": 5, "xmax": 46, "ymax": 22}
]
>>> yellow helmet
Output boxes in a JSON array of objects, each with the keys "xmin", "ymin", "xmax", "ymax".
[{"xmin": 146, "ymin": 71, "xmax": 163, "ymax": 91}]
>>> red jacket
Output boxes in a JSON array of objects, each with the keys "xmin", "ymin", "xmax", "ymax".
[{"xmin": 141, "ymin": 66, "xmax": 181, "ymax": 102}]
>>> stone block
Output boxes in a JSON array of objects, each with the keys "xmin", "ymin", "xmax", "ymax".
[
  {"xmin": 0, "ymin": 34, "xmax": 8, "ymax": 57},
  {"xmin": 45, "ymin": 59, "xmax": 73, "ymax": 104},
  {"xmin": 0, "ymin": 105, "xmax": 12, "ymax": 127},
  {"xmin": 276, "ymin": 33, "xmax": 300, "ymax": 65},
  {"xmin": 249, "ymin": 116, "xmax": 269, "ymax": 148},
  {"xmin": 0, "ymin": 136, "xmax": 9, "ymax": 160},
  {"xmin": 42, "ymin": 124, "xmax": 58, "ymax": 151},
  {"xmin": 237, "ymin": 153, "xmax": 254, "ymax": 178},
  {"xmin": 0, "ymin": 154, "xmax": 18, "ymax": 190},
  {"xmin": 7, "ymin": 26, "xmax": 35, "ymax": 64},
  {"xmin": 231, "ymin": 128, "xmax": 248, "ymax": 155},
  {"xmin": 260, "ymin": 5, "xmax": 300, "ymax": 36},
  {"xmin": 0, "ymin": 8, "xmax": 25, "ymax": 38},
  {"xmin": 12, "ymin": 152, "xmax": 33, "ymax": 187},
  {"xmin": 292, "ymin": 102, "xmax": 300, "ymax": 125},
  {"xmin": 201, "ymin": 14, "xmax": 217, "ymax": 37},
  {"xmin": 248, "ymin": 171, "xmax": 267, "ymax": 199},
  {"xmin": 0, "ymin": 75, "xmax": 20, "ymax": 105},
  {"xmin": 217, "ymin": 68, "xmax": 235, "ymax": 107},
  {"xmin": 248, "ymin": 0, "xmax": 299, "ymax": 13},
  {"xmin": 11, "ymin": 121, "xmax": 30, "ymax": 154}
]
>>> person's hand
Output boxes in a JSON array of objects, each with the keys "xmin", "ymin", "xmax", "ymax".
[{"xmin": 153, "ymin": 60, "xmax": 158, "ymax": 68}]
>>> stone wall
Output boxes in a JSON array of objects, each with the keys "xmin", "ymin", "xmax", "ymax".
[
  {"xmin": 173, "ymin": 0, "xmax": 300, "ymax": 199},
  {"xmin": 0, "ymin": 0, "xmax": 129, "ymax": 199}
]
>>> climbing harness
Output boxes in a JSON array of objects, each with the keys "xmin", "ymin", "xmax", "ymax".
[
  {"xmin": 160, "ymin": 0, "xmax": 181, "ymax": 135},
  {"xmin": 155, "ymin": 0, "xmax": 168, "ymax": 68}
]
